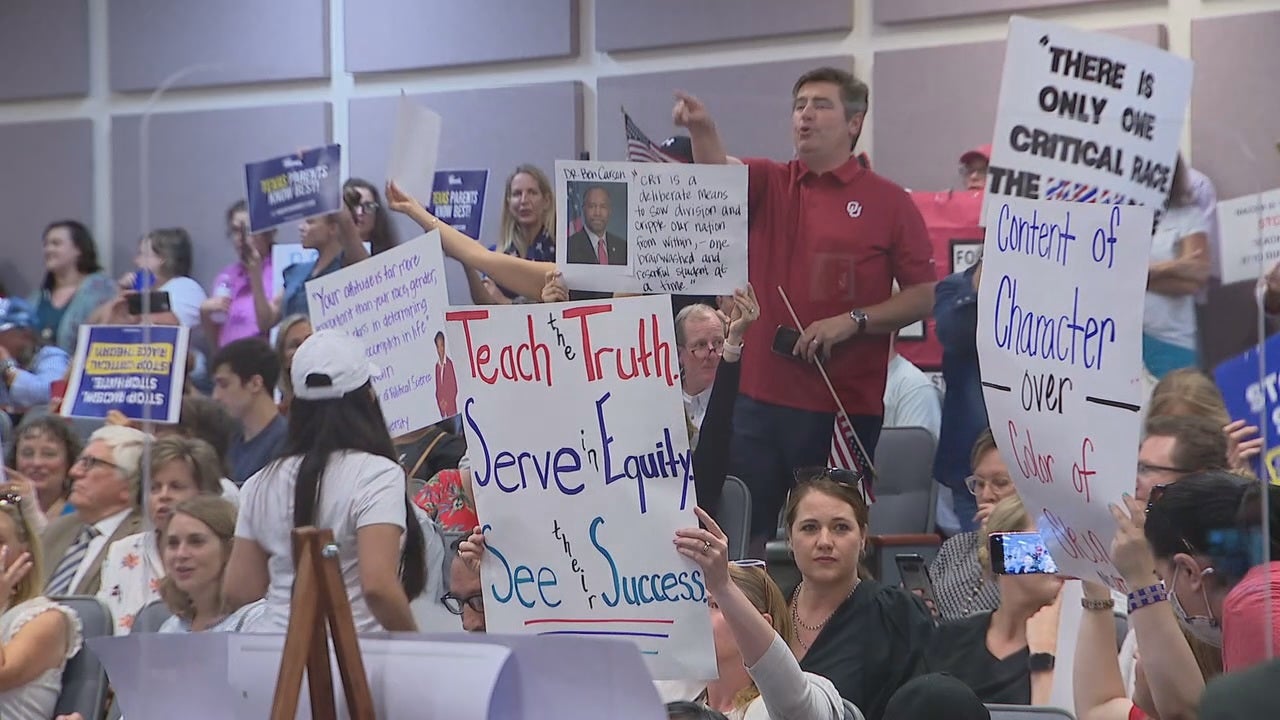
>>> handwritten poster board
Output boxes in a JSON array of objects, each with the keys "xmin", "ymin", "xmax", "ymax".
[
  {"xmin": 976, "ymin": 198, "xmax": 1153, "ymax": 590},
  {"xmin": 1214, "ymin": 334, "xmax": 1280, "ymax": 483},
  {"xmin": 243, "ymin": 144, "xmax": 343, "ymax": 232},
  {"xmin": 554, "ymin": 160, "xmax": 747, "ymax": 296},
  {"xmin": 305, "ymin": 232, "xmax": 452, "ymax": 435},
  {"xmin": 429, "ymin": 170, "xmax": 489, "ymax": 240},
  {"xmin": 444, "ymin": 295, "xmax": 716, "ymax": 681},
  {"xmin": 62, "ymin": 325, "xmax": 190, "ymax": 424},
  {"xmin": 984, "ymin": 17, "xmax": 1192, "ymax": 217},
  {"xmin": 1217, "ymin": 188, "xmax": 1280, "ymax": 286}
]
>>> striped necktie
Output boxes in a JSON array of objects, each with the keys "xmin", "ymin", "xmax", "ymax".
[{"xmin": 45, "ymin": 525, "xmax": 100, "ymax": 596}]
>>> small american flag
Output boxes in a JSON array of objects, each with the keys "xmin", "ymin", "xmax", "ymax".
[
  {"xmin": 624, "ymin": 109, "xmax": 683, "ymax": 164},
  {"xmin": 830, "ymin": 411, "xmax": 876, "ymax": 503}
]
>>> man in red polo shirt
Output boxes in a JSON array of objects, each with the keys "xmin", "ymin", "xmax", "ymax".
[{"xmin": 674, "ymin": 67, "xmax": 936, "ymax": 549}]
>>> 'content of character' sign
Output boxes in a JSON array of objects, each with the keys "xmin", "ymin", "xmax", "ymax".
[
  {"xmin": 554, "ymin": 160, "xmax": 747, "ymax": 295},
  {"xmin": 984, "ymin": 17, "xmax": 1192, "ymax": 217},
  {"xmin": 1217, "ymin": 188, "xmax": 1280, "ymax": 286},
  {"xmin": 62, "ymin": 325, "xmax": 190, "ymax": 424},
  {"xmin": 976, "ymin": 198, "xmax": 1153, "ymax": 591},
  {"xmin": 305, "ymin": 232, "xmax": 452, "ymax": 435},
  {"xmin": 445, "ymin": 295, "xmax": 715, "ymax": 681},
  {"xmin": 244, "ymin": 145, "xmax": 343, "ymax": 232}
]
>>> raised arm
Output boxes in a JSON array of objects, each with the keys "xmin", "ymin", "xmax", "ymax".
[
  {"xmin": 673, "ymin": 91, "xmax": 729, "ymax": 166},
  {"xmin": 386, "ymin": 181, "xmax": 552, "ymax": 301}
]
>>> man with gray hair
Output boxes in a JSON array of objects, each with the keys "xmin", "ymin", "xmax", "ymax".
[
  {"xmin": 40, "ymin": 425, "xmax": 148, "ymax": 596},
  {"xmin": 676, "ymin": 303, "xmax": 727, "ymax": 429}
]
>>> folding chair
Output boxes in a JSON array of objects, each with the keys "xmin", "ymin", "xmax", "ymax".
[
  {"xmin": 717, "ymin": 475, "xmax": 752, "ymax": 560},
  {"xmin": 51, "ymin": 596, "xmax": 112, "ymax": 720},
  {"xmin": 865, "ymin": 426, "xmax": 942, "ymax": 586},
  {"xmin": 132, "ymin": 599, "xmax": 174, "ymax": 634}
]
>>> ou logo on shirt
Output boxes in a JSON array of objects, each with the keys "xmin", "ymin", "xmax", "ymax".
[{"xmin": 846, "ymin": 201, "xmax": 863, "ymax": 218}]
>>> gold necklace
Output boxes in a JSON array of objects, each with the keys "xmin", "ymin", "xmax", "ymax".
[{"xmin": 790, "ymin": 580, "xmax": 859, "ymax": 649}]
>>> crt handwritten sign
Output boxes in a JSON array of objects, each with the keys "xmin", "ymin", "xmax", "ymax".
[
  {"xmin": 445, "ymin": 295, "xmax": 715, "ymax": 681},
  {"xmin": 976, "ymin": 198, "xmax": 1153, "ymax": 590},
  {"xmin": 62, "ymin": 325, "xmax": 190, "ymax": 424},
  {"xmin": 305, "ymin": 232, "xmax": 452, "ymax": 435},
  {"xmin": 984, "ymin": 17, "xmax": 1192, "ymax": 217},
  {"xmin": 555, "ymin": 160, "xmax": 747, "ymax": 296}
]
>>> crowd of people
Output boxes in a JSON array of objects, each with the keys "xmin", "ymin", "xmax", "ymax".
[{"xmin": 0, "ymin": 63, "xmax": 1273, "ymax": 720}]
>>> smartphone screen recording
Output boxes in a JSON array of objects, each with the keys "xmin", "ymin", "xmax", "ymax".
[{"xmin": 990, "ymin": 531, "xmax": 1059, "ymax": 575}]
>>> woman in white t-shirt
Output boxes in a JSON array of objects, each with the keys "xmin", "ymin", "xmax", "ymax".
[
  {"xmin": 222, "ymin": 329, "xmax": 424, "ymax": 632},
  {"xmin": 1144, "ymin": 156, "xmax": 1211, "ymax": 380}
]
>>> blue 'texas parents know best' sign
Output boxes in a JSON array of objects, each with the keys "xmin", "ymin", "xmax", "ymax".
[
  {"xmin": 1215, "ymin": 334, "xmax": 1280, "ymax": 483},
  {"xmin": 428, "ymin": 170, "xmax": 488, "ymax": 239},
  {"xmin": 244, "ymin": 144, "xmax": 343, "ymax": 232}
]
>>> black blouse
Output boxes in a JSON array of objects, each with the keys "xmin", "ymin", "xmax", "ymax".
[
  {"xmin": 692, "ymin": 356, "xmax": 740, "ymax": 518},
  {"xmin": 798, "ymin": 580, "xmax": 934, "ymax": 720}
]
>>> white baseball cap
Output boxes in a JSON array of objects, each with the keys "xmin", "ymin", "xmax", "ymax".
[{"xmin": 291, "ymin": 329, "xmax": 378, "ymax": 401}]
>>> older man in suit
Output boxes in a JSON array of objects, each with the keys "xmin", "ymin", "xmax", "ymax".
[
  {"xmin": 567, "ymin": 185, "xmax": 627, "ymax": 266},
  {"xmin": 41, "ymin": 425, "xmax": 147, "ymax": 596}
]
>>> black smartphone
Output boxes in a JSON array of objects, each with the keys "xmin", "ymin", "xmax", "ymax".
[
  {"xmin": 771, "ymin": 325, "xmax": 803, "ymax": 358},
  {"xmin": 126, "ymin": 291, "xmax": 172, "ymax": 316},
  {"xmin": 895, "ymin": 554, "xmax": 939, "ymax": 616},
  {"xmin": 989, "ymin": 531, "xmax": 1059, "ymax": 575}
]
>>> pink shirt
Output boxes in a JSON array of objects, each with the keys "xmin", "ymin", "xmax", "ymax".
[
  {"xmin": 1222, "ymin": 561, "xmax": 1280, "ymax": 671},
  {"xmin": 212, "ymin": 260, "xmax": 274, "ymax": 347}
]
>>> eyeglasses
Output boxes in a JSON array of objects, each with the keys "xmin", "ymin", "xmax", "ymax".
[
  {"xmin": 73, "ymin": 455, "xmax": 123, "ymax": 473},
  {"xmin": 1137, "ymin": 461, "xmax": 1190, "ymax": 477},
  {"xmin": 355, "ymin": 201, "xmax": 380, "ymax": 214},
  {"xmin": 441, "ymin": 591, "xmax": 484, "ymax": 615},
  {"xmin": 684, "ymin": 340, "xmax": 724, "ymax": 359},
  {"xmin": 965, "ymin": 473, "xmax": 1014, "ymax": 495}
]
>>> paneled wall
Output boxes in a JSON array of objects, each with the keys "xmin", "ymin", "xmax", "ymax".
[{"xmin": 0, "ymin": 0, "xmax": 1273, "ymax": 350}]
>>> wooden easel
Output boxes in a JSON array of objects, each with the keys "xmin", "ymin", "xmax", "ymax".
[{"xmin": 270, "ymin": 527, "xmax": 375, "ymax": 720}]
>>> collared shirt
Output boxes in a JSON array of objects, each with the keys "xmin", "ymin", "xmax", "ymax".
[
  {"xmin": 2, "ymin": 345, "xmax": 71, "ymax": 412},
  {"xmin": 683, "ymin": 383, "xmax": 714, "ymax": 430},
  {"xmin": 70, "ymin": 507, "xmax": 133, "ymax": 592},
  {"xmin": 934, "ymin": 264, "xmax": 988, "ymax": 495},
  {"xmin": 737, "ymin": 155, "xmax": 935, "ymax": 415}
]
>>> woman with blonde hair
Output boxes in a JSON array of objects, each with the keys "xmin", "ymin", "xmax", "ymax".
[
  {"xmin": 0, "ymin": 487, "xmax": 82, "ymax": 719},
  {"xmin": 97, "ymin": 436, "xmax": 226, "ymax": 634},
  {"xmin": 273, "ymin": 314, "xmax": 313, "ymax": 415},
  {"xmin": 467, "ymin": 164, "xmax": 556, "ymax": 304},
  {"xmin": 922, "ymin": 495, "xmax": 1063, "ymax": 705},
  {"xmin": 158, "ymin": 495, "xmax": 263, "ymax": 633}
]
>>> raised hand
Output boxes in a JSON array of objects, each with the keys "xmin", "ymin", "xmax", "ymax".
[
  {"xmin": 673, "ymin": 507, "xmax": 730, "ymax": 593},
  {"xmin": 672, "ymin": 91, "xmax": 712, "ymax": 131},
  {"xmin": 541, "ymin": 270, "xmax": 569, "ymax": 304},
  {"xmin": 726, "ymin": 283, "xmax": 759, "ymax": 343},
  {"xmin": 457, "ymin": 526, "xmax": 487, "ymax": 573},
  {"xmin": 384, "ymin": 180, "xmax": 422, "ymax": 216}
]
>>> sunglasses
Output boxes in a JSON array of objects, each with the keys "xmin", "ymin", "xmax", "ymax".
[
  {"xmin": 730, "ymin": 558, "xmax": 766, "ymax": 569},
  {"xmin": 793, "ymin": 466, "xmax": 868, "ymax": 503}
]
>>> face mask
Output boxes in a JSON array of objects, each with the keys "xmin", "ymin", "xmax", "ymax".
[{"xmin": 1169, "ymin": 565, "xmax": 1223, "ymax": 648}]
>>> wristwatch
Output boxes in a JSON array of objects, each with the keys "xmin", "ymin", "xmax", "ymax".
[
  {"xmin": 848, "ymin": 309, "xmax": 868, "ymax": 335},
  {"xmin": 1028, "ymin": 652, "xmax": 1056, "ymax": 672}
]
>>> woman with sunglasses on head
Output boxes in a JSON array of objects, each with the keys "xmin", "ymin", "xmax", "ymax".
[
  {"xmin": 667, "ymin": 507, "xmax": 850, "ymax": 719},
  {"xmin": 782, "ymin": 470, "xmax": 932, "ymax": 720},
  {"xmin": 920, "ymin": 495, "xmax": 1063, "ymax": 705},
  {"xmin": 925, "ymin": 428, "xmax": 1017, "ymax": 621},
  {"xmin": 0, "ymin": 489, "xmax": 82, "ymax": 720}
]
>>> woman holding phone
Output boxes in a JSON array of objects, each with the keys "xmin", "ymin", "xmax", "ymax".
[{"xmin": 201, "ymin": 200, "xmax": 276, "ymax": 348}]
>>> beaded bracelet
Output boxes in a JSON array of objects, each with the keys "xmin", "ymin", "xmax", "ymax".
[
  {"xmin": 1081, "ymin": 597, "xmax": 1115, "ymax": 611},
  {"xmin": 1127, "ymin": 583, "xmax": 1168, "ymax": 615}
]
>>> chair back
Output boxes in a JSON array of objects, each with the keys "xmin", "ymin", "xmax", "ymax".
[
  {"xmin": 985, "ymin": 704, "xmax": 1076, "ymax": 719},
  {"xmin": 132, "ymin": 599, "xmax": 174, "ymax": 634},
  {"xmin": 869, "ymin": 427, "xmax": 938, "ymax": 535},
  {"xmin": 718, "ymin": 475, "xmax": 752, "ymax": 560},
  {"xmin": 51, "ymin": 595, "xmax": 112, "ymax": 719}
]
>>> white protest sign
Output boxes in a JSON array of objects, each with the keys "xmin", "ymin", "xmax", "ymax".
[
  {"xmin": 984, "ymin": 17, "xmax": 1192, "ymax": 217},
  {"xmin": 305, "ymin": 232, "xmax": 452, "ymax": 435},
  {"xmin": 977, "ymin": 197, "xmax": 1153, "ymax": 590},
  {"xmin": 388, "ymin": 93, "xmax": 443, "ymax": 204},
  {"xmin": 1217, "ymin": 188, "xmax": 1280, "ymax": 286},
  {"xmin": 445, "ymin": 294, "xmax": 716, "ymax": 681},
  {"xmin": 555, "ymin": 160, "xmax": 747, "ymax": 295}
]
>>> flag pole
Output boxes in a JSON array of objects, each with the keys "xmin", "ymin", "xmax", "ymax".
[{"xmin": 776, "ymin": 286, "xmax": 880, "ymax": 488}]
